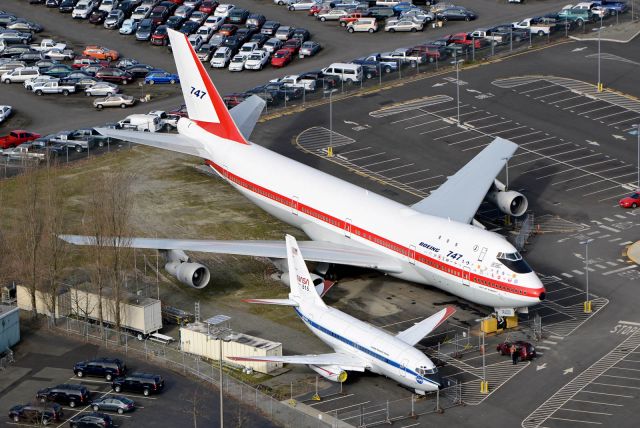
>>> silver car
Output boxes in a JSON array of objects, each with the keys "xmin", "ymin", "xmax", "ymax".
[
  {"xmin": 385, "ymin": 18, "xmax": 424, "ymax": 32},
  {"xmin": 85, "ymin": 82, "xmax": 120, "ymax": 97},
  {"xmin": 93, "ymin": 94, "xmax": 135, "ymax": 109}
]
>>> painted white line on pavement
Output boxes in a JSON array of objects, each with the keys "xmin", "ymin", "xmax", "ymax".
[{"xmin": 602, "ymin": 266, "xmax": 636, "ymax": 276}]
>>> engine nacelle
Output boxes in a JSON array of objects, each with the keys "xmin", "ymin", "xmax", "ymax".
[
  {"xmin": 164, "ymin": 250, "xmax": 211, "ymax": 289},
  {"xmin": 485, "ymin": 179, "xmax": 528, "ymax": 217},
  {"xmin": 309, "ymin": 364, "xmax": 347, "ymax": 382}
]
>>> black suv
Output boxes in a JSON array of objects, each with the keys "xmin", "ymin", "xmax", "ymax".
[
  {"xmin": 69, "ymin": 412, "xmax": 113, "ymax": 428},
  {"xmin": 74, "ymin": 357, "xmax": 126, "ymax": 381},
  {"xmin": 36, "ymin": 384, "xmax": 90, "ymax": 408},
  {"xmin": 112, "ymin": 372, "xmax": 164, "ymax": 396},
  {"xmin": 8, "ymin": 403, "xmax": 63, "ymax": 425}
]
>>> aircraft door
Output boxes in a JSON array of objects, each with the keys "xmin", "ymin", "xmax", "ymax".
[
  {"xmin": 344, "ymin": 218, "xmax": 352, "ymax": 238},
  {"xmin": 291, "ymin": 196, "xmax": 299, "ymax": 215},
  {"xmin": 408, "ymin": 245, "xmax": 416, "ymax": 265},
  {"xmin": 462, "ymin": 266, "xmax": 470, "ymax": 286},
  {"xmin": 478, "ymin": 247, "xmax": 487, "ymax": 262}
]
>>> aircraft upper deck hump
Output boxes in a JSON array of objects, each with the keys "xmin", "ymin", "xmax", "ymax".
[{"xmin": 167, "ymin": 28, "xmax": 248, "ymax": 144}]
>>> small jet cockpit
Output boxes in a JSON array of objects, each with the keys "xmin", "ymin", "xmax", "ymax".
[{"xmin": 496, "ymin": 251, "xmax": 533, "ymax": 274}]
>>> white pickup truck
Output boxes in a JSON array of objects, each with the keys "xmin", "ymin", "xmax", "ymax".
[
  {"xmin": 512, "ymin": 18, "xmax": 553, "ymax": 36},
  {"xmin": 380, "ymin": 48, "xmax": 426, "ymax": 66},
  {"xmin": 271, "ymin": 75, "xmax": 316, "ymax": 91},
  {"xmin": 29, "ymin": 39, "xmax": 67, "ymax": 52},
  {"xmin": 470, "ymin": 29, "xmax": 505, "ymax": 44},
  {"xmin": 32, "ymin": 81, "xmax": 76, "ymax": 96},
  {"xmin": 1, "ymin": 144, "xmax": 45, "ymax": 162}
]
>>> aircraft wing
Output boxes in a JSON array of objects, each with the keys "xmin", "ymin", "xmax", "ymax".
[
  {"xmin": 228, "ymin": 352, "xmax": 367, "ymax": 371},
  {"xmin": 94, "ymin": 128, "xmax": 210, "ymax": 158},
  {"xmin": 395, "ymin": 307, "xmax": 456, "ymax": 346},
  {"xmin": 59, "ymin": 235, "xmax": 403, "ymax": 273},
  {"xmin": 229, "ymin": 95, "xmax": 266, "ymax": 140},
  {"xmin": 410, "ymin": 137, "xmax": 517, "ymax": 224}
]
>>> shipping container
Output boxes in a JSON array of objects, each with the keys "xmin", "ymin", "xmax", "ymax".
[
  {"xmin": 180, "ymin": 322, "xmax": 282, "ymax": 374},
  {"xmin": 16, "ymin": 284, "xmax": 67, "ymax": 318}
]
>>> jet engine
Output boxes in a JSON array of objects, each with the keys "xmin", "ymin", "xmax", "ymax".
[
  {"xmin": 485, "ymin": 179, "xmax": 528, "ymax": 217},
  {"xmin": 164, "ymin": 250, "xmax": 211, "ymax": 289},
  {"xmin": 309, "ymin": 364, "xmax": 348, "ymax": 383}
]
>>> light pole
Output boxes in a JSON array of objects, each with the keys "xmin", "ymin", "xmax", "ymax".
[
  {"xmin": 580, "ymin": 239, "xmax": 594, "ymax": 313},
  {"xmin": 637, "ymin": 123, "xmax": 640, "ymax": 188},
  {"xmin": 218, "ymin": 335, "xmax": 230, "ymax": 428},
  {"xmin": 595, "ymin": 18, "xmax": 603, "ymax": 92},
  {"xmin": 327, "ymin": 88, "xmax": 337, "ymax": 157},
  {"xmin": 452, "ymin": 56, "xmax": 464, "ymax": 126}
]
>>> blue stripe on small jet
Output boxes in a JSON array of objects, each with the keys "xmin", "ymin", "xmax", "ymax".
[{"xmin": 293, "ymin": 308, "xmax": 439, "ymax": 387}]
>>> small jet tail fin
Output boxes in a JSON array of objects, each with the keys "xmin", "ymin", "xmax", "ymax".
[
  {"xmin": 395, "ymin": 307, "xmax": 456, "ymax": 346},
  {"xmin": 167, "ymin": 28, "xmax": 248, "ymax": 144},
  {"xmin": 286, "ymin": 235, "xmax": 327, "ymax": 309},
  {"xmin": 241, "ymin": 298, "xmax": 299, "ymax": 306}
]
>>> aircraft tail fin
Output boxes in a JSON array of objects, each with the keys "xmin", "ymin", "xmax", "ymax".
[
  {"xmin": 167, "ymin": 28, "xmax": 248, "ymax": 144},
  {"xmin": 286, "ymin": 235, "xmax": 327, "ymax": 309}
]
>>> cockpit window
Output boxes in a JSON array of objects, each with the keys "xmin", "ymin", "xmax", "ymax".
[
  {"xmin": 496, "ymin": 251, "xmax": 533, "ymax": 274},
  {"xmin": 416, "ymin": 366, "xmax": 437, "ymax": 376}
]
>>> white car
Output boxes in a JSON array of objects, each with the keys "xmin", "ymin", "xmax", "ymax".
[
  {"xmin": 238, "ymin": 42, "xmax": 259, "ymax": 59},
  {"xmin": 288, "ymin": 0, "xmax": 319, "ymax": 10},
  {"xmin": 196, "ymin": 25, "xmax": 215, "ymax": 42},
  {"xmin": 0, "ymin": 105, "xmax": 12, "ymax": 123},
  {"xmin": 85, "ymin": 82, "xmax": 120, "ymax": 96},
  {"xmin": 210, "ymin": 47, "xmax": 232, "ymax": 68},
  {"xmin": 385, "ymin": 18, "xmax": 424, "ymax": 32},
  {"xmin": 244, "ymin": 50, "xmax": 269, "ymax": 70},
  {"xmin": 119, "ymin": 19, "xmax": 138, "ymax": 34},
  {"xmin": 203, "ymin": 15, "xmax": 224, "ymax": 30},
  {"xmin": 2, "ymin": 67, "xmax": 39, "ymax": 84},
  {"xmin": 317, "ymin": 9, "xmax": 349, "ymax": 21},
  {"xmin": 188, "ymin": 34, "xmax": 204, "ymax": 50},
  {"xmin": 214, "ymin": 3, "xmax": 235, "ymax": 18},
  {"xmin": 346, "ymin": 17, "xmax": 378, "ymax": 33},
  {"xmin": 99, "ymin": 0, "xmax": 119, "ymax": 13},
  {"xmin": 72, "ymin": 0, "xmax": 96, "ymax": 19},
  {"xmin": 273, "ymin": 0, "xmax": 295, "ymax": 4},
  {"xmin": 44, "ymin": 48, "xmax": 76, "ymax": 60},
  {"xmin": 228, "ymin": 54, "xmax": 247, "ymax": 71},
  {"xmin": 131, "ymin": 5, "xmax": 151, "ymax": 21}
]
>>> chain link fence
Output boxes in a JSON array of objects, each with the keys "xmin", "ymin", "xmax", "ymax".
[{"xmin": 51, "ymin": 316, "xmax": 337, "ymax": 428}]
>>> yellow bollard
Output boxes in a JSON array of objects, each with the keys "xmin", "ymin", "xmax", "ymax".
[
  {"xmin": 480, "ymin": 380, "xmax": 489, "ymax": 394},
  {"xmin": 312, "ymin": 393, "xmax": 321, "ymax": 401},
  {"xmin": 597, "ymin": 83, "xmax": 603, "ymax": 92},
  {"xmin": 327, "ymin": 146, "xmax": 333, "ymax": 157},
  {"xmin": 584, "ymin": 300, "xmax": 592, "ymax": 313}
]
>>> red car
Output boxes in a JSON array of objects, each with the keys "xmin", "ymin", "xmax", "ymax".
[
  {"xmin": 619, "ymin": 191, "xmax": 640, "ymax": 208},
  {"xmin": 271, "ymin": 49, "xmax": 293, "ymax": 68},
  {"xmin": 0, "ymin": 130, "xmax": 41, "ymax": 150},
  {"xmin": 151, "ymin": 25, "xmax": 169, "ymax": 45},
  {"xmin": 447, "ymin": 32, "xmax": 486, "ymax": 49},
  {"xmin": 199, "ymin": 0, "xmax": 218, "ymax": 14},
  {"xmin": 282, "ymin": 38, "xmax": 301, "ymax": 54},
  {"xmin": 309, "ymin": 4, "xmax": 329, "ymax": 16},
  {"xmin": 218, "ymin": 24, "xmax": 237, "ymax": 36},
  {"xmin": 497, "ymin": 341, "xmax": 536, "ymax": 361}
]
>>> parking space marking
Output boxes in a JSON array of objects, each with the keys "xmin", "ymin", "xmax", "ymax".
[
  {"xmin": 569, "ymin": 399, "xmax": 623, "ymax": 407},
  {"xmin": 547, "ymin": 416, "xmax": 602, "ymax": 424},
  {"xmin": 361, "ymin": 158, "xmax": 400, "ymax": 168},
  {"xmin": 389, "ymin": 168, "xmax": 431, "ymax": 180},
  {"xmin": 349, "ymin": 152, "xmax": 386, "ymax": 162},
  {"xmin": 419, "ymin": 124, "xmax": 453, "ymax": 135},
  {"xmin": 308, "ymin": 394, "xmax": 355, "ymax": 406},
  {"xmin": 592, "ymin": 110, "xmax": 634, "ymax": 121},
  {"xmin": 520, "ymin": 84, "xmax": 559, "ymax": 94},
  {"xmin": 404, "ymin": 118, "xmax": 444, "ymax": 129},
  {"xmin": 375, "ymin": 163, "xmax": 415, "ymax": 174},
  {"xmin": 564, "ymin": 100, "xmax": 601, "ymax": 110},
  {"xmin": 534, "ymin": 89, "xmax": 571, "ymax": 100},
  {"xmin": 562, "ymin": 408, "xmax": 613, "ymax": 416},
  {"xmin": 465, "ymin": 114, "xmax": 499, "ymax": 124},
  {"xmin": 339, "ymin": 147, "xmax": 371, "ymax": 155},
  {"xmin": 579, "ymin": 105, "xmax": 618, "ymax": 115}
]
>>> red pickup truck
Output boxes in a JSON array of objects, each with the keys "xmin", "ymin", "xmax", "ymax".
[
  {"xmin": 0, "ymin": 130, "xmax": 42, "ymax": 150},
  {"xmin": 447, "ymin": 32, "xmax": 487, "ymax": 49}
]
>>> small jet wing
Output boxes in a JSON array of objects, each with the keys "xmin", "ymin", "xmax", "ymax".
[
  {"xmin": 228, "ymin": 352, "xmax": 367, "ymax": 371},
  {"xmin": 229, "ymin": 95, "xmax": 265, "ymax": 140},
  {"xmin": 59, "ymin": 235, "xmax": 403, "ymax": 273},
  {"xmin": 395, "ymin": 307, "xmax": 456, "ymax": 346},
  {"xmin": 94, "ymin": 128, "xmax": 210, "ymax": 158},
  {"xmin": 410, "ymin": 137, "xmax": 517, "ymax": 224}
]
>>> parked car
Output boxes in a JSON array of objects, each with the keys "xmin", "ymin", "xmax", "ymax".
[
  {"xmin": 69, "ymin": 412, "xmax": 113, "ymax": 428},
  {"xmin": 619, "ymin": 191, "xmax": 640, "ymax": 208},
  {"xmin": 44, "ymin": 48, "xmax": 75, "ymax": 60},
  {"xmin": 125, "ymin": 63, "xmax": 156, "ymax": 77},
  {"xmin": 213, "ymin": 3, "xmax": 235, "ymax": 18},
  {"xmin": 72, "ymin": 0, "xmax": 97, "ymax": 19},
  {"xmin": 282, "ymin": 38, "xmax": 302, "ymax": 54},
  {"xmin": 112, "ymin": 373, "xmax": 165, "ymax": 396},
  {"xmin": 99, "ymin": 0, "xmax": 119, "ymax": 13},
  {"xmin": 317, "ymin": 9, "xmax": 349, "ymax": 21},
  {"xmin": 199, "ymin": 0, "xmax": 219, "ymax": 13},
  {"xmin": 246, "ymin": 13, "xmax": 266, "ymax": 29},
  {"xmin": 42, "ymin": 64, "xmax": 74, "ymax": 77},
  {"xmin": 73, "ymin": 358, "xmax": 126, "ymax": 381},
  {"xmin": 210, "ymin": 46, "xmax": 232, "ymax": 67},
  {"xmin": 261, "ymin": 20, "xmax": 280, "ymax": 36},
  {"xmin": 94, "ymin": 94, "xmax": 136, "ymax": 109},
  {"xmin": 496, "ymin": 340, "xmax": 536, "ymax": 361},
  {"xmin": 228, "ymin": 8, "xmax": 249, "ymax": 24},
  {"xmin": 228, "ymin": 54, "xmax": 247, "ymax": 71},
  {"xmin": 149, "ymin": 5, "xmax": 169, "ymax": 24},
  {"xmin": 131, "ymin": 5, "xmax": 151, "ymax": 20},
  {"xmin": 437, "ymin": 7, "xmax": 476, "ymax": 21},
  {"xmin": 89, "ymin": 9, "xmax": 108, "ymax": 24},
  {"xmin": 196, "ymin": 25, "xmax": 215, "ymax": 42},
  {"xmin": 85, "ymin": 81, "xmax": 120, "ymax": 96},
  {"xmin": 189, "ymin": 10, "xmax": 208, "ymax": 25},
  {"xmin": 219, "ymin": 23, "xmax": 238, "ymax": 36},
  {"xmin": 275, "ymin": 25, "xmax": 295, "ymax": 41},
  {"xmin": 83, "ymin": 45, "xmax": 120, "ymax": 61},
  {"xmin": 244, "ymin": 50, "xmax": 269, "ymax": 70},
  {"xmin": 95, "ymin": 68, "xmax": 134, "ymax": 84},
  {"xmin": 8, "ymin": 403, "xmax": 63, "ymax": 425},
  {"xmin": 263, "ymin": 37, "xmax": 283, "ymax": 53},
  {"xmin": 104, "ymin": 9, "xmax": 126, "ymax": 28},
  {"xmin": 145, "ymin": 70, "xmax": 179, "ymax": 83},
  {"xmin": 203, "ymin": 15, "xmax": 224, "ymax": 30},
  {"xmin": 23, "ymin": 75, "xmax": 58, "ymax": 90},
  {"xmin": 179, "ymin": 20, "xmax": 200, "ymax": 34},
  {"xmin": 288, "ymin": 0, "xmax": 319, "ymax": 11},
  {"xmin": 36, "ymin": 384, "xmax": 90, "ymax": 408},
  {"xmin": 299, "ymin": 40, "xmax": 321, "ymax": 57},
  {"xmin": 151, "ymin": 25, "xmax": 169, "ymax": 44},
  {"xmin": 91, "ymin": 396, "xmax": 135, "ymax": 414},
  {"xmin": 271, "ymin": 48, "xmax": 293, "ymax": 67},
  {"xmin": 385, "ymin": 17, "xmax": 424, "ymax": 32},
  {"xmin": 346, "ymin": 17, "xmax": 377, "ymax": 33},
  {"xmin": 2, "ymin": 67, "xmax": 39, "ymax": 83}
]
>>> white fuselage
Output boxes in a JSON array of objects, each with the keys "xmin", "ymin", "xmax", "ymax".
[
  {"xmin": 295, "ymin": 303, "xmax": 440, "ymax": 393},
  {"xmin": 178, "ymin": 119, "xmax": 546, "ymax": 310}
]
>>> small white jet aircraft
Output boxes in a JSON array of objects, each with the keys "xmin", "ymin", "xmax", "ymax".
[
  {"xmin": 230, "ymin": 235, "xmax": 455, "ymax": 393},
  {"xmin": 61, "ymin": 28, "xmax": 546, "ymax": 316}
]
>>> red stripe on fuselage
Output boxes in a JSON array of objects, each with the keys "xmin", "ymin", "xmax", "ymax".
[{"xmin": 204, "ymin": 160, "xmax": 545, "ymax": 300}]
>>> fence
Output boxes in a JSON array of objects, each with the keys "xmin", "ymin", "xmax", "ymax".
[{"xmin": 51, "ymin": 316, "xmax": 336, "ymax": 428}]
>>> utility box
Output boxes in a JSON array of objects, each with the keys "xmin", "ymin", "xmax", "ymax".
[
  {"xmin": 180, "ymin": 322, "xmax": 283, "ymax": 374},
  {"xmin": 506, "ymin": 316, "xmax": 519, "ymax": 329},
  {"xmin": 0, "ymin": 305, "xmax": 20, "ymax": 351},
  {"xmin": 481, "ymin": 317, "xmax": 498, "ymax": 333}
]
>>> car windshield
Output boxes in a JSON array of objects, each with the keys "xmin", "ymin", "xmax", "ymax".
[
  {"xmin": 248, "ymin": 54, "xmax": 261, "ymax": 60},
  {"xmin": 274, "ymin": 51, "xmax": 286, "ymax": 58},
  {"xmin": 496, "ymin": 251, "xmax": 533, "ymax": 274},
  {"xmin": 231, "ymin": 56, "xmax": 244, "ymax": 62},
  {"xmin": 631, "ymin": 193, "xmax": 640, "ymax": 199},
  {"xmin": 214, "ymin": 52, "xmax": 225, "ymax": 57}
]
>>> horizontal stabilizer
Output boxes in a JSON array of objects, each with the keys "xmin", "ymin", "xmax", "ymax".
[
  {"xmin": 228, "ymin": 352, "xmax": 366, "ymax": 371},
  {"xmin": 395, "ymin": 306, "xmax": 456, "ymax": 346},
  {"xmin": 241, "ymin": 298, "xmax": 298, "ymax": 306},
  {"xmin": 94, "ymin": 128, "xmax": 210, "ymax": 158},
  {"xmin": 59, "ymin": 235, "xmax": 402, "ymax": 273},
  {"xmin": 229, "ymin": 95, "xmax": 265, "ymax": 140}
]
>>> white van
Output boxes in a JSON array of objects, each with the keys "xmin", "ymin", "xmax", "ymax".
[
  {"xmin": 2, "ymin": 67, "xmax": 39, "ymax": 84},
  {"xmin": 322, "ymin": 63, "xmax": 363, "ymax": 83},
  {"xmin": 117, "ymin": 114, "xmax": 162, "ymax": 132}
]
